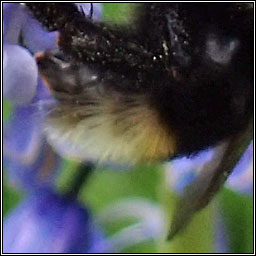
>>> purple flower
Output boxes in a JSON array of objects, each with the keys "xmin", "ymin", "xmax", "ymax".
[
  {"xmin": 3, "ymin": 188, "xmax": 106, "ymax": 253},
  {"xmin": 226, "ymin": 141, "xmax": 253, "ymax": 194},
  {"xmin": 96, "ymin": 198, "xmax": 166, "ymax": 253},
  {"xmin": 3, "ymin": 3, "xmax": 59, "ymax": 190},
  {"xmin": 215, "ymin": 211, "xmax": 229, "ymax": 253},
  {"xmin": 3, "ymin": 77, "xmax": 60, "ymax": 191},
  {"xmin": 3, "ymin": 3, "xmax": 102, "ymax": 106},
  {"xmin": 3, "ymin": 3, "xmax": 58, "ymax": 106},
  {"xmin": 166, "ymin": 142, "xmax": 253, "ymax": 195},
  {"xmin": 3, "ymin": 3, "xmax": 57, "ymax": 52},
  {"xmin": 166, "ymin": 148, "xmax": 214, "ymax": 194},
  {"xmin": 3, "ymin": 45, "xmax": 38, "ymax": 106},
  {"xmin": 75, "ymin": 3, "xmax": 102, "ymax": 21},
  {"xmin": 3, "ymin": 3, "xmax": 102, "ymax": 190}
]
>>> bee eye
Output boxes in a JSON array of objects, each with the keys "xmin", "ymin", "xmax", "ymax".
[
  {"xmin": 206, "ymin": 34, "xmax": 240, "ymax": 65},
  {"xmin": 36, "ymin": 50, "xmax": 99, "ymax": 95},
  {"xmin": 35, "ymin": 50, "xmax": 71, "ymax": 71}
]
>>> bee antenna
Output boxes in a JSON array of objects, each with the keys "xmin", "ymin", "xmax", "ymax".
[{"xmin": 89, "ymin": 3, "xmax": 94, "ymax": 19}]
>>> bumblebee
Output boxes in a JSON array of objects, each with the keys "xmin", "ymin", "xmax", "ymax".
[{"xmin": 24, "ymin": 3, "xmax": 253, "ymax": 237}]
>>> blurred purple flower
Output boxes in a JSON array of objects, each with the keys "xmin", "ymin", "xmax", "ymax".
[
  {"xmin": 215, "ymin": 211, "xmax": 229, "ymax": 253},
  {"xmin": 4, "ymin": 137, "xmax": 61, "ymax": 191},
  {"xmin": 3, "ymin": 45, "xmax": 38, "ymax": 106},
  {"xmin": 3, "ymin": 3, "xmax": 58, "ymax": 52},
  {"xmin": 3, "ymin": 3, "xmax": 58, "ymax": 106},
  {"xmin": 96, "ymin": 198, "xmax": 166, "ymax": 253},
  {"xmin": 3, "ymin": 76, "xmax": 60, "ymax": 191},
  {"xmin": 75, "ymin": 3, "xmax": 103, "ymax": 21},
  {"xmin": 3, "ymin": 3, "xmax": 59, "ymax": 190},
  {"xmin": 226, "ymin": 141, "xmax": 253, "ymax": 194},
  {"xmin": 3, "ymin": 3, "xmax": 102, "ymax": 190},
  {"xmin": 3, "ymin": 189, "xmax": 107, "ymax": 253},
  {"xmin": 166, "ymin": 142, "xmax": 253, "ymax": 195},
  {"xmin": 3, "ymin": 3, "xmax": 102, "ymax": 105},
  {"xmin": 166, "ymin": 148, "xmax": 214, "ymax": 194}
]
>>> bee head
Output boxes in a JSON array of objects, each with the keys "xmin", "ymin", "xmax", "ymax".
[{"xmin": 27, "ymin": 3, "xmax": 253, "ymax": 160}]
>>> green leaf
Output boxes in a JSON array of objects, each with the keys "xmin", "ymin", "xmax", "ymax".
[
  {"xmin": 81, "ymin": 164, "xmax": 161, "ymax": 211},
  {"xmin": 3, "ymin": 99, "xmax": 13, "ymax": 122},
  {"xmin": 3, "ymin": 173, "xmax": 23, "ymax": 217},
  {"xmin": 219, "ymin": 188, "xmax": 253, "ymax": 253},
  {"xmin": 102, "ymin": 3, "xmax": 137, "ymax": 25}
]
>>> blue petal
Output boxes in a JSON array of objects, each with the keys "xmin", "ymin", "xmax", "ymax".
[
  {"xmin": 3, "ymin": 189, "xmax": 105, "ymax": 253},
  {"xmin": 3, "ymin": 45, "xmax": 38, "ymax": 105},
  {"xmin": 215, "ymin": 211, "xmax": 229, "ymax": 253},
  {"xmin": 76, "ymin": 3, "xmax": 103, "ymax": 21},
  {"xmin": 4, "ymin": 140, "xmax": 61, "ymax": 191},
  {"xmin": 173, "ymin": 171, "xmax": 197, "ymax": 193},
  {"xmin": 229, "ymin": 141, "xmax": 253, "ymax": 177},
  {"xmin": 226, "ymin": 141, "xmax": 253, "ymax": 194},
  {"xmin": 3, "ymin": 3, "xmax": 27, "ymax": 44},
  {"xmin": 166, "ymin": 148, "xmax": 214, "ymax": 194},
  {"xmin": 22, "ymin": 15, "xmax": 58, "ymax": 53},
  {"xmin": 3, "ymin": 102, "xmax": 61, "ymax": 190},
  {"xmin": 4, "ymin": 105, "xmax": 43, "ymax": 163}
]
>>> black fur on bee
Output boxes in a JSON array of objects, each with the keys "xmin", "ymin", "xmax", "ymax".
[{"xmin": 24, "ymin": 3, "xmax": 253, "ymax": 164}]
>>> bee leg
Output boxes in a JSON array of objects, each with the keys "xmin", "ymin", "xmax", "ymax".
[{"xmin": 167, "ymin": 118, "xmax": 253, "ymax": 240}]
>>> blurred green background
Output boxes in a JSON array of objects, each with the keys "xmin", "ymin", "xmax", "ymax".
[{"xmin": 3, "ymin": 3, "xmax": 253, "ymax": 253}]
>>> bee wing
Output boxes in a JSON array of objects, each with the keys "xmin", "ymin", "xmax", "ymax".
[{"xmin": 167, "ymin": 118, "xmax": 253, "ymax": 240}]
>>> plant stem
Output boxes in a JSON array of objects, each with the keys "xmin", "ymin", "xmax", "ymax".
[{"xmin": 65, "ymin": 162, "xmax": 95, "ymax": 199}]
